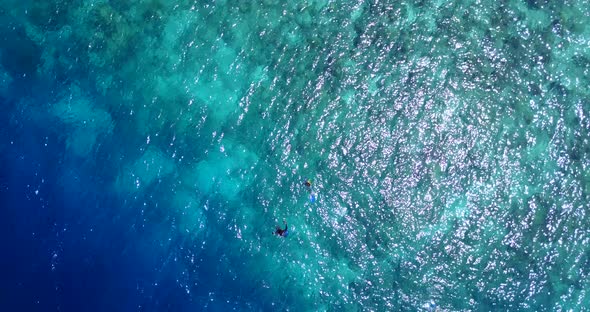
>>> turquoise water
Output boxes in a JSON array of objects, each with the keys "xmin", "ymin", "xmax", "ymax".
[{"xmin": 1, "ymin": 0, "xmax": 589, "ymax": 310}]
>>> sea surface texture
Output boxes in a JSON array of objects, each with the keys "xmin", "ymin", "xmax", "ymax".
[{"xmin": 1, "ymin": 0, "xmax": 589, "ymax": 311}]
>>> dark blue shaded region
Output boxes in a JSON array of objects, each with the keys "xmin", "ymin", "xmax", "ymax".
[
  {"xmin": 1, "ymin": 105, "xmax": 129, "ymax": 311},
  {"xmin": 0, "ymin": 101, "xmax": 245, "ymax": 312}
]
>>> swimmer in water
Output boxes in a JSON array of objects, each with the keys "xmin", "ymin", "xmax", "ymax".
[
  {"xmin": 274, "ymin": 219, "xmax": 288, "ymax": 237},
  {"xmin": 305, "ymin": 179, "xmax": 316, "ymax": 203}
]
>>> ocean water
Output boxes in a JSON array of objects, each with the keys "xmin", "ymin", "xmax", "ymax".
[{"xmin": 1, "ymin": 0, "xmax": 589, "ymax": 311}]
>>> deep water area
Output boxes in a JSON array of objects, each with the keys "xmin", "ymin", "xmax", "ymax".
[{"xmin": 1, "ymin": 0, "xmax": 589, "ymax": 311}]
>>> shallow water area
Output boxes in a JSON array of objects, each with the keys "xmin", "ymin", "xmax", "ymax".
[{"xmin": 1, "ymin": 0, "xmax": 590, "ymax": 311}]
